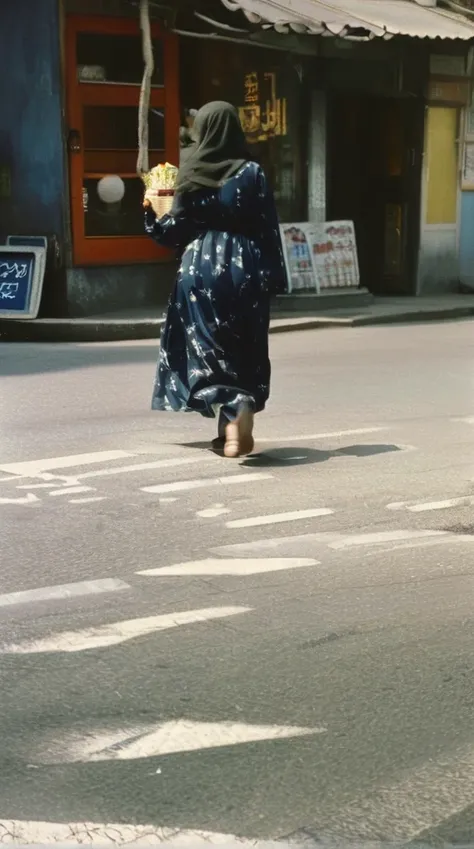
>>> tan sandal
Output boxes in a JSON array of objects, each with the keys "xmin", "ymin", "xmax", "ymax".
[{"xmin": 224, "ymin": 406, "xmax": 254, "ymax": 458}]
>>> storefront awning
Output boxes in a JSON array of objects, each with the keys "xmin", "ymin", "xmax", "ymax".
[{"xmin": 219, "ymin": 0, "xmax": 474, "ymax": 40}]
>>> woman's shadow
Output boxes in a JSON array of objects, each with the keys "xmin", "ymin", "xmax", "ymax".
[
  {"xmin": 180, "ymin": 441, "xmax": 401, "ymax": 466},
  {"xmin": 241, "ymin": 443, "xmax": 401, "ymax": 467}
]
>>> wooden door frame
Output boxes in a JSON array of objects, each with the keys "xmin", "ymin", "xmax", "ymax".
[
  {"xmin": 391, "ymin": 96, "xmax": 424, "ymax": 296},
  {"xmin": 65, "ymin": 14, "xmax": 179, "ymax": 266}
]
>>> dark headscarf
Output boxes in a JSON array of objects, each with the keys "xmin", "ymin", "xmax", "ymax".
[
  {"xmin": 179, "ymin": 126, "xmax": 196, "ymax": 167},
  {"xmin": 175, "ymin": 101, "xmax": 249, "ymax": 194}
]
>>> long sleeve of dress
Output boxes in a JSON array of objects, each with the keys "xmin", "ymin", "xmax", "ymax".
[
  {"xmin": 255, "ymin": 167, "xmax": 287, "ymax": 295},
  {"xmin": 144, "ymin": 197, "xmax": 198, "ymax": 250}
]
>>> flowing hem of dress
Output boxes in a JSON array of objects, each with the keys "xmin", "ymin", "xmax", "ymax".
[{"xmin": 151, "ymin": 389, "xmax": 264, "ymax": 419}]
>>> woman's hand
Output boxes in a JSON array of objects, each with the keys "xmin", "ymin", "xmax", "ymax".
[{"xmin": 143, "ymin": 189, "xmax": 155, "ymax": 209}]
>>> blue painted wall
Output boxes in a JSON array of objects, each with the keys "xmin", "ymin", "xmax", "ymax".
[
  {"xmin": 459, "ymin": 191, "xmax": 474, "ymax": 291},
  {"xmin": 0, "ymin": 0, "xmax": 65, "ymax": 244}
]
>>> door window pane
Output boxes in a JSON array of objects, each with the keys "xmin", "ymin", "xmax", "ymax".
[
  {"xmin": 83, "ymin": 106, "xmax": 165, "ymax": 151},
  {"xmin": 77, "ymin": 33, "xmax": 164, "ymax": 86},
  {"xmin": 83, "ymin": 177, "xmax": 145, "ymax": 237},
  {"xmin": 84, "ymin": 149, "xmax": 140, "ymax": 175}
]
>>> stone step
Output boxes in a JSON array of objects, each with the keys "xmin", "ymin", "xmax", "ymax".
[{"xmin": 273, "ymin": 288, "xmax": 374, "ymax": 313}]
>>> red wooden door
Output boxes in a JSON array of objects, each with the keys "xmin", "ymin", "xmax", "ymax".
[{"xmin": 66, "ymin": 15, "xmax": 179, "ymax": 265}]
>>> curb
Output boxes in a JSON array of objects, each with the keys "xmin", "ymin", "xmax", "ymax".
[
  {"xmin": 1, "ymin": 306, "xmax": 474, "ymax": 343},
  {"xmin": 270, "ymin": 306, "xmax": 474, "ymax": 332},
  {"xmin": 0, "ymin": 318, "xmax": 165, "ymax": 344},
  {"xmin": 349, "ymin": 306, "xmax": 474, "ymax": 327}
]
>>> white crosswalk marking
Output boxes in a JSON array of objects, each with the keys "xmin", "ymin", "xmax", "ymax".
[
  {"xmin": 3, "ymin": 427, "xmax": 472, "ymax": 845},
  {"xmin": 39, "ymin": 720, "xmax": 324, "ymax": 763},
  {"xmin": 0, "ymin": 427, "xmax": 404, "ymax": 513},
  {"xmin": 0, "ymin": 446, "xmax": 249, "ymax": 489},
  {"xmin": 18, "ymin": 482, "xmax": 55, "ymax": 489},
  {"xmin": 142, "ymin": 472, "xmax": 272, "ymax": 494},
  {"xmin": 0, "ymin": 445, "xmax": 278, "ymax": 509},
  {"xmin": 49, "ymin": 486, "xmax": 94, "ymax": 497},
  {"xmin": 388, "ymin": 496, "xmax": 474, "ymax": 512},
  {"xmin": 328, "ymin": 529, "xmax": 446, "ymax": 549},
  {"xmin": 1, "ymin": 607, "xmax": 251, "ymax": 654},
  {"xmin": 212, "ymin": 529, "xmax": 474, "ymax": 558},
  {"xmin": 0, "ymin": 448, "xmax": 237, "ymax": 500},
  {"xmin": 212, "ymin": 533, "xmax": 341, "ymax": 556},
  {"xmin": 196, "ymin": 504, "xmax": 230, "ymax": 517},
  {"xmin": 0, "ymin": 492, "xmax": 38, "ymax": 505},
  {"xmin": 362, "ymin": 535, "xmax": 474, "ymax": 556},
  {"xmin": 76, "ymin": 454, "xmax": 206, "ymax": 480},
  {"xmin": 410, "ymin": 497, "xmax": 474, "ymax": 512},
  {"xmin": 137, "ymin": 557, "xmax": 318, "ymax": 577},
  {"xmin": 0, "ymin": 578, "xmax": 129, "ymax": 609},
  {"xmin": 0, "ymin": 450, "xmax": 133, "ymax": 477},
  {"xmin": 226, "ymin": 508, "xmax": 333, "ymax": 529},
  {"xmin": 0, "ymin": 820, "xmax": 292, "ymax": 846}
]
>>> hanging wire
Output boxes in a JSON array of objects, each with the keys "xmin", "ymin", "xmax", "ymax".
[{"xmin": 137, "ymin": 0, "xmax": 154, "ymax": 176}]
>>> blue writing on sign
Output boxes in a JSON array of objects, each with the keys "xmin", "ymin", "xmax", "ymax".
[{"xmin": 291, "ymin": 244, "xmax": 309, "ymax": 259}]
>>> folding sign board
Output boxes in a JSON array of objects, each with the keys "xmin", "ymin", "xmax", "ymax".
[
  {"xmin": 279, "ymin": 222, "xmax": 318, "ymax": 294},
  {"xmin": 6, "ymin": 235, "xmax": 48, "ymax": 248},
  {"xmin": 0, "ymin": 244, "xmax": 46, "ymax": 319},
  {"xmin": 280, "ymin": 221, "xmax": 359, "ymax": 293},
  {"xmin": 6, "ymin": 236, "xmax": 48, "ymax": 295}
]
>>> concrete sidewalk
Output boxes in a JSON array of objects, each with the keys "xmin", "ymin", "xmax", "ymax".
[{"xmin": 1, "ymin": 294, "xmax": 474, "ymax": 342}]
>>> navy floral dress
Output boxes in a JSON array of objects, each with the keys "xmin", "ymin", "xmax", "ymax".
[{"xmin": 144, "ymin": 161, "xmax": 286, "ymax": 421}]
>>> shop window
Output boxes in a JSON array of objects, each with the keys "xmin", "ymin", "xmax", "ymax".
[
  {"xmin": 180, "ymin": 42, "xmax": 306, "ymax": 223},
  {"xmin": 83, "ymin": 106, "xmax": 165, "ymax": 151},
  {"xmin": 77, "ymin": 33, "xmax": 164, "ymax": 86},
  {"xmin": 83, "ymin": 177, "xmax": 146, "ymax": 237},
  {"xmin": 239, "ymin": 68, "xmax": 306, "ymax": 222}
]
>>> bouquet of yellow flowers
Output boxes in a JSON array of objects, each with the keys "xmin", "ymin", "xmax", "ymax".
[{"xmin": 142, "ymin": 162, "xmax": 178, "ymax": 217}]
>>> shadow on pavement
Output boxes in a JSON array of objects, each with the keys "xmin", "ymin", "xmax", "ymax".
[
  {"xmin": 243, "ymin": 444, "xmax": 401, "ymax": 467},
  {"xmin": 0, "ymin": 344, "xmax": 158, "ymax": 377},
  {"xmin": 0, "ymin": 733, "xmax": 336, "ymax": 842},
  {"xmin": 180, "ymin": 443, "xmax": 402, "ymax": 466}
]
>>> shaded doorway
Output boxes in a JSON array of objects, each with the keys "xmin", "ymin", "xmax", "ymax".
[{"xmin": 327, "ymin": 94, "xmax": 424, "ymax": 295}]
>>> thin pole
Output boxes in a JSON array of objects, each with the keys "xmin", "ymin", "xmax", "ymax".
[{"xmin": 137, "ymin": 0, "xmax": 154, "ymax": 176}]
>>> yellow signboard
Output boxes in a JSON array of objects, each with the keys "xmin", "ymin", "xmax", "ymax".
[{"xmin": 239, "ymin": 71, "xmax": 287, "ymax": 143}]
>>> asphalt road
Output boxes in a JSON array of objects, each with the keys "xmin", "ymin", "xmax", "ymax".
[{"xmin": 1, "ymin": 320, "xmax": 474, "ymax": 847}]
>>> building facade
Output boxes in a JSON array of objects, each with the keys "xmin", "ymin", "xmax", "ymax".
[{"xmin": 1, "ymin": 0, "xmax": 474, "ymax": 316}]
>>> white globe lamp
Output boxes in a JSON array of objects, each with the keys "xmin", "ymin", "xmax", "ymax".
[{"xmin": 97, "ymin": 175, "xmax": 125, "ymax": 204}]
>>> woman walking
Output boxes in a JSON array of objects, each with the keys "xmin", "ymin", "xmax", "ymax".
[{"xmin": 144, "ymin": 101, "xmax": 286, "ymax": 458}]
